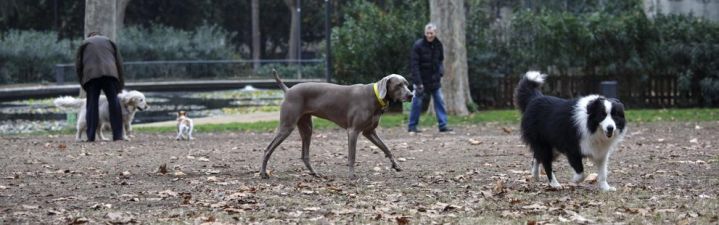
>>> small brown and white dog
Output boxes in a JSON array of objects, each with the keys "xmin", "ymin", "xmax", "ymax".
[{"xmin": 175, "ymin": 111, "xmax": 194, "ymax": 140}]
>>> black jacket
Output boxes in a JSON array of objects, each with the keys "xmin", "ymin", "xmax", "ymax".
[{"xmin": 410, "ymin": 37, "xmax": 444, "ymax": 91}]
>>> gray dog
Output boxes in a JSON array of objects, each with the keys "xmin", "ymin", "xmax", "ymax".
[{"xmin": 260, "ymin": 70, "xmax": 414, "ymax": 179}]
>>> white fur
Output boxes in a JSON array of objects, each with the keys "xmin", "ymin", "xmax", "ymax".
[
  {"xmin": 549, "ymin": 172, "xmax": 562, "ymax": 189},
  {"xmin": 525, "ymin": 71, "xmax": 546, "ymax": 84},
  {"xmin": 175, "ymin": 116, "xmax": 194, "ymax": 141},
  {"xmin": 571, "ymin": 95, "xmax": 625, "ymax": 191},
  {"xmin": 531, "ymin": 159, "xmax": 541, "ymax": 181},
  {"xmin": 54, "ymin": 90, "xmax": 148, "ymax": 141}
]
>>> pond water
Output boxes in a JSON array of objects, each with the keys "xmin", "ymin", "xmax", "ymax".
[{"xmin": 0, "ymin": 87, "xmax": 283, "ymax": 134}]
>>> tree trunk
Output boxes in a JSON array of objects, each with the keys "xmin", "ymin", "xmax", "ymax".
[
  {"xmin": 285, "ymin": 0, "xmax": 299, "ymax": 61},
  {"xmin": 252, "ymin": 0, "xmax": 261, "ymax": 72},
  {"xmin": 430, "ymin": 0, "xmax": 472, "ymax": 115},
  {"xmin": 116, "ymin": 0, "xmax": 131, "ymax": 33},
  {"xmin": 82, "ymin": 0, "xmax": 130, "ymax": 97},
  {"xmin": 84, "ymin": 0, "xmax": 127, "ymax": 41}
]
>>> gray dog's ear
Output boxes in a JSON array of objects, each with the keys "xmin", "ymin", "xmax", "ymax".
[{"xmin": 377, "ymin": 76, "xmax": 391, "ymax": 99}]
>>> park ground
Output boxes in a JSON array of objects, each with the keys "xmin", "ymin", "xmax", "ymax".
[{"xmin": 0, "ymin": 111, "xmax": 718, "ymax": 224}]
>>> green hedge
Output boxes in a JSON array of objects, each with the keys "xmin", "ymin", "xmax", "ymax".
[
  {"xmin": 0, "ymin": 24, "xmax": 241, "ymax": 84},
  {"xmin": 465, "ymin": 1, "xmax": 719, "ymax": 107},
  {"xmin": 331, "ymin": 1, "xmax": 427, "ymax": 85},
  {"xmin": 0, "ymin": 30, "xmax": 78, "ymax": 84}
]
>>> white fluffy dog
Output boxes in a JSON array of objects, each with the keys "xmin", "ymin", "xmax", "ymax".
[{"xmin": 54, "ymin": 90, "xmax": 149, "ymax": 141}]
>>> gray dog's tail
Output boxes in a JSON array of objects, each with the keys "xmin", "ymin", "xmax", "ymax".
[
  {"xmin": 513, "ymin": 71, "xmax": 546, "ymax": 114},
  {"xmin": 272, "ymin": 69, "xmax": 289, "ymax": 93}
]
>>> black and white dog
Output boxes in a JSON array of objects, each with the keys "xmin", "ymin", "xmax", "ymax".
[{"xmin": 514, "ymin": 71, "xmax": 626, "ymax": 191}]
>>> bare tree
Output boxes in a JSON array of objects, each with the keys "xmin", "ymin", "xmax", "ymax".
[
  {"xmin": 430, "ymin": 0, "xmax": 473, "ymax": 115},
  {"xmin": 82, "ymin": 0, "xmax": 130, "ymax": 97},
  {"xmin": 84, "ymin": 0, "xmax": 130, "ymax": 41},
  {"xmin": 285, "ymin": 0, "xmax": 299, "ymax": 61},
  {"xmin": 252, "ymin": 0, "xmax": 261, "ymax": 71}
]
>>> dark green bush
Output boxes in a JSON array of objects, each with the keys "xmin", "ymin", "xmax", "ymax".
[
  {"xmin": 465, "ymin": 0, "xmax": 719, "ymax": 107},
  {"xmin": 0, "ymin": 30, "xmax": 78, "ymax": 84},
  {"xmin": 331, "ymin": 1, "xmax": 427, "ymax": 85}
]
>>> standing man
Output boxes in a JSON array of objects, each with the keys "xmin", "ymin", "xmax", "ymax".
[
  {"xmin": 408, "ymin": 23, "xmax": 452, "ymax": 133},
  {"xmin": 75, "ymin": 32, "xmax": 125, "ymax": 141}
]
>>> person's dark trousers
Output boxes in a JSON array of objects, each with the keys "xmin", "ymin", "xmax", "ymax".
[{"xmin": 83, "ymin": 76, "xmax": 123, "ymax": 141}]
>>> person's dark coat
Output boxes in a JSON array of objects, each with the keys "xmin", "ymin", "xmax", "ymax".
[
  {"xmin": 410, "ymin": 37, "xmax": 444, "ymax": 91},
  {"xmin": 75, "ymin": 35, "xmax": 125, "ymax": 90}
]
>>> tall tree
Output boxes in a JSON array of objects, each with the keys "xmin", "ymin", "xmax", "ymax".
[
  {"xmin": 116, "ymin": 0, "xmax": 131, "ymax": 31},
  {"xmin": 84, "ymin": 0, "xmax": 130, "ymax": 41},
  {"xmin": 285, "ymin": 0, "xmax": 299, "ymax": 61},
  {"xmin": 82, "ymin": 0, "xmax": 130, "ymax": 97},
  {"xmin": 252, "ymin": 0, "xmax": 261, "ymax": 71},
  {"xmin": 430, "ymin": 0, "xmax": 473, "ymax": 115}
]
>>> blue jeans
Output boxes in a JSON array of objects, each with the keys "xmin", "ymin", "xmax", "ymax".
[{"xmin": 408, "ymin": 87, "xmax": 448, "ymax": 130}]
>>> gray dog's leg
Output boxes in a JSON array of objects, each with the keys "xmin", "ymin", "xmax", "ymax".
[
  {"xmin": 260, "ymin": 125, "xmax": 295, "ymax": 179},
  {"xmin": 297, "ymin": 115, "xmax": 320, "ymax": 177},
  {"xmin": 347, "ymin": 129, "xmax": 360, "ymax": 179},
  {"xmin": 362, "ymin": 130, "xmax": 402, "ymax": 171}
]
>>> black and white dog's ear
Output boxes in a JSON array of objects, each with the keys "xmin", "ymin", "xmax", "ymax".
[
  {"xmin": 377, "ymin": 76, "xmax": 391, "ymax": 99},
  {"xmin": 609, "ymin": 98, "xmax": 625, "ymax": 110}
]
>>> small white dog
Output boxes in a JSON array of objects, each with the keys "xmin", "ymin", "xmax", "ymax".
[
  {"xmin": 175, "ymin": 110, "xmax": 194, "ymax": 141},
  {"xmin": 54, "ymin": 90, "xmax": 149, "ymax": 141}
]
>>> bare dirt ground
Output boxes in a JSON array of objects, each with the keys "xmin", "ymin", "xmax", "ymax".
[{"xmin": 1, "ymin": 121, "xmax": 718, "ymax": 224}]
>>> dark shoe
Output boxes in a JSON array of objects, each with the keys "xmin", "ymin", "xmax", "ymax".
[
  {"xmin": 408, "ymin": 128, "xmax": 421, "ymax": 133},
  {"xmin": 439, "ymin": 127, "xmax": 453, "ymax": 132}
]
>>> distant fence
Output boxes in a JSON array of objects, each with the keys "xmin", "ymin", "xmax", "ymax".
[
  {"xmin": 54, "ymin": 59, "xmax": 326, "ymax": 85},
  {"xmin": 473, "ymin": 74, "xmax": 702, "ymax": 109}
]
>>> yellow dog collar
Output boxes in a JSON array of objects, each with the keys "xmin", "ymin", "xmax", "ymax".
[{"xmin": 373, "ymin": 83, "xmax": 389, "ymax": 109}]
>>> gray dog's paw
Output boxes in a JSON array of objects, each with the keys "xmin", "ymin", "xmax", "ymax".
[{"xmin": 259, "ymin": 172, "xmax": 270, "ymax": 179}]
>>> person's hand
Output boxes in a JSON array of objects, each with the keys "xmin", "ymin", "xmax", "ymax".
[{"xmin": 414, "ymin": 84, "xmax": 424, "ymax": 94}]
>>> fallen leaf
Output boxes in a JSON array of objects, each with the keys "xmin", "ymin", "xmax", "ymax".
[
  {"xmin": 158, "ymin": 164, "xmax": 167, "ymax": 174},
  {"xmin": 584, "ymin": 173, "xmax": 598, "ymax": 183},
  {"xmin": 565, "ymin": 210, "xmax": 594, "ymax": 223},
  {"xmin": 106, "ymin": 212, "xmax": 136, "ymax": 224},
  {"xmin": 522, "ymin": 203, "xmax": 547, "ymax": 210},
  {"xmin": 502, "ymin": 127, "xmax": 512, "ymax": 134},
  {"xmin": 468, "ymin": 139, "xmax": 482, "ymax": 145},
  {"xmin": 396, "ymin": 216, "xmax": 410, "ymax": 225},
  {"xmin": 493, "ymin": 179, "xmax": 505, "ymax": 194},
  {"xmin": 158, "ymin": 190, "xmax": 178, "ymax": 198}
]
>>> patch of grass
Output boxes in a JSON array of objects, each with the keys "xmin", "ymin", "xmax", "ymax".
[
  {"xmin": 627, "ymin": 108, "xmax": 719, "ymax": 122},
  {"xmin": 135, "ymin": 108, "xmax": 718, "ymax": 133},
  {"xmin": 14, "ymin": 108, "xmax": 719, "ymax": 136}
]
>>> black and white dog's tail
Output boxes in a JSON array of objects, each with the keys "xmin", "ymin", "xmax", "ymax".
[{"xmin": 513, "ymin": 71, "xmax": 547, "ymax": 113}]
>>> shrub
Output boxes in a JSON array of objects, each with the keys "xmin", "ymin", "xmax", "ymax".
[
  {"xmin": 331, "ymin": 1, "xmax": 427, "ymax": 85},
  {"xmin": 0, "ymin": 30, "xmax": 78, "ymax": 84}
]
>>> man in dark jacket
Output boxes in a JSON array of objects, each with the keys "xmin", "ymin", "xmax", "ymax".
[
  {"xmin": 75, "ymin": 32, "xmax": 125, "ymax": 141},
  {"xmin": 408, "ymin": 23, "xmax": 452, "ymax": 133}
]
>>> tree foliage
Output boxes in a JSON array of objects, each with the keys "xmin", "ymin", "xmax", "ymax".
[
  {"xmin": 466, "ymin": 0, "xmax": 719, "ymax": 106},
  {"xmin": 331, "ymin": 0, "xmax": 427, "ymax": 84}
]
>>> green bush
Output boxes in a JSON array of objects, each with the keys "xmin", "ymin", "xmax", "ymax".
[
  {"xmin": 0, "ymin": 30, "xmax": 79, "ymax": 84},
  {"xmin": 256, "ymin": 63, "xmax": 325, "ymax": 80},
  {"xmin": 331, "ymin": 1, "xmax": 427, "ymax": 85},
  {"xmin": 120, "ymin": 24, "xmax": 238, "ymax": 61},
  {"xmin": 465, "ymin": 0, "xmax": 719, "ymax": 107}
]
